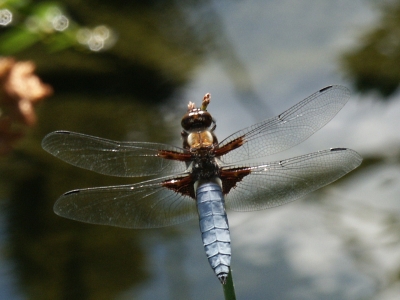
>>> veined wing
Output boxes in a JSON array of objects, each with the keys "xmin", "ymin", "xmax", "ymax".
[
  {"xmin": 223, "ymin": 148, "xmax": 362, "ymax": 211},
  {"xmin": 42, "ymin": 131, "xmax": 189, "ymax": 177},
  {"xmin": 216, "ymin": 85, "xmax": 350, "ymax": 164},
  {"xmin": 54, "ymin": 174, "xmax": 197, "ymax": 228}
]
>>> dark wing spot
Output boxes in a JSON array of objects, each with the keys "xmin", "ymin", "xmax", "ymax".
[
  {"xmin": 64, "ymin": 189, "xmax": 80, "ymax": 196},
  {"xmin": 319, "ymin": 85, "xmax": 333, "ymax": 93},
  {"xmin": 56, "ymin": 130, "xmax": 71, "ymax": 135},
  {"xmin": 162, "ymin": 175, "xmax": 195, "ymax": 199},
  {"xmin": 220, "ymin": 167, "xmax": 251, "ymax": 195},
  {"xmin": 215, "ymin": 137, "xmax": 245, "ymax": 157},
  {"xmin": 158, "ymin": 150, "xmax": 192, "ymax": 162}
]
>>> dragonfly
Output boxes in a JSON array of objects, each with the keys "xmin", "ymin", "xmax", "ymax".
[{"xmin": 42, "ymin": 85, "xmax": 362, "ymax": 284}]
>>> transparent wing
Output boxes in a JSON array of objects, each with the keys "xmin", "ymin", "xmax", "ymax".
[
  {"xmin": 42, "ymin": 131, "xmax": 188, "ymax": 177},
  {"xmin": 224, "ymin": 148, "xmax": 362, "ymax": 211},
  {"xmin": 218, "ymin": 85, "xmax": 350, "ymax": 164},
  {"xmin": 54, "ymin": 174, "xmax": 197, "ymax": 228}
]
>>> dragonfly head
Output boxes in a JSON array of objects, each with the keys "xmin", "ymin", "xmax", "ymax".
[{"xmin": 181, "ymin": 93, "xmax": 213, "ymax": 132}]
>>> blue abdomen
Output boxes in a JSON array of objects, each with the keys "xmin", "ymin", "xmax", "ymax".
[{"xmin": 196, "ymin": 181, "xmax": 231, "ymax": 284}]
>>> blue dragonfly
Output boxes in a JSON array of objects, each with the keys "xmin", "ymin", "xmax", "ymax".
[{"xmin": 42, "ymin": 85, "xmax": 362, "ymax": 284}]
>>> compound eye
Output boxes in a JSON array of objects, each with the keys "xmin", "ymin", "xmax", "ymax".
[{"xmin": 181, "ymin": 110, "xmax": 212, "ymax": 131}]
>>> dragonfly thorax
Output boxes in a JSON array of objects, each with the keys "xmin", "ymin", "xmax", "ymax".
[
  {"xmin": 191, "ymin": 153, "xmax": 220, "ymax": 181},
  {"xmin": 187, "ymin": 130, "xmax": 214, "ymax": 150}
]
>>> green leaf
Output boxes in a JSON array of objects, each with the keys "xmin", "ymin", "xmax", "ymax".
[{"xmin": 0, "ymin": 28, "xmax": 40, "ymax": 54}]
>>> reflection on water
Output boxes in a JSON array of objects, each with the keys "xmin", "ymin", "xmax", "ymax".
[
  {"xmin": 0, "ymin": 0, "xmax": 400, "ymax": 299},
  {"xmin": 340, "ymin": 0, "xmax": 400, "ymax": 97}
]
